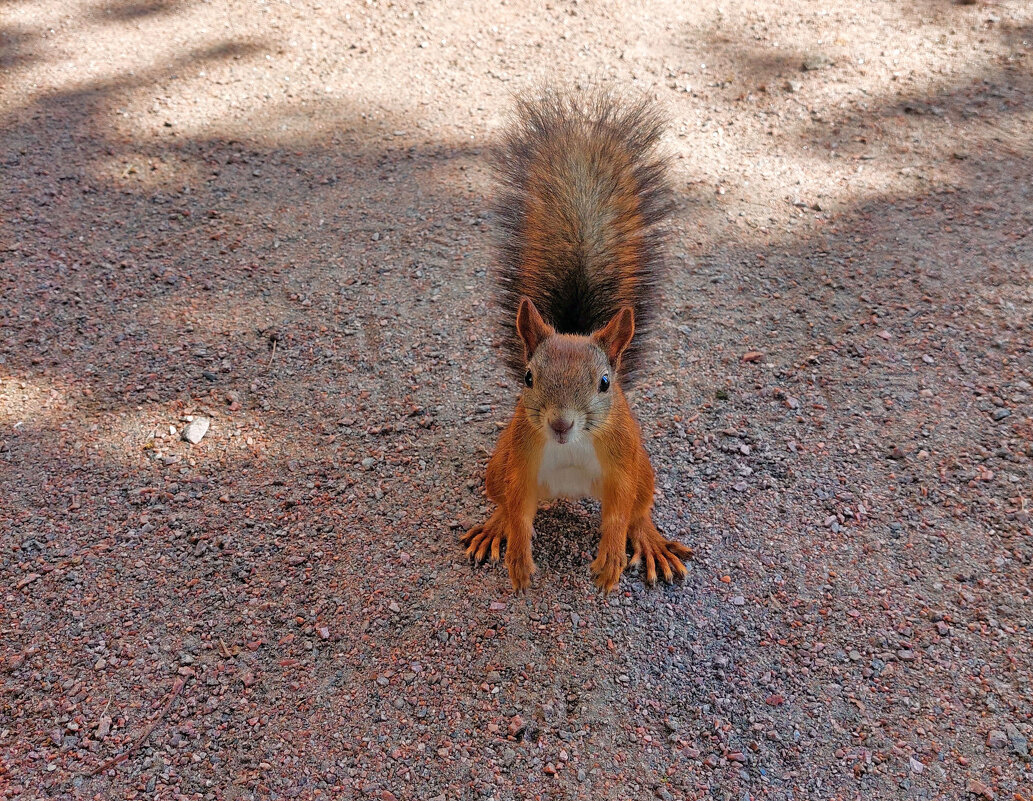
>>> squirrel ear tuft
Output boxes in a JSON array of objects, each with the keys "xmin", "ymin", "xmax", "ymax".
[
  {"xmin": 516, "ymin": 297, "xmax": 554, "ymax": 361},
  {"xmin": 593, "ymin": 306, "xmax": 636, "ymax": 369}
]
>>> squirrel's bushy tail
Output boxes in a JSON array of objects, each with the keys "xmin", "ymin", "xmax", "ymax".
[{"xmin": 492, "ymin": 89, "xmax": 672, "ymax": 386}]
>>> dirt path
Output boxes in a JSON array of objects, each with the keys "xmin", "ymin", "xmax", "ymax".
[{"xmin": 2, "ymin": 1, "xmax": 1031, "ymax": 799}]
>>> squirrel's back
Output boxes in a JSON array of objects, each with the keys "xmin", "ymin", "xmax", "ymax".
[{"xmin": 492, "ymin": 90, "xmax": 672, "ymax": 385}]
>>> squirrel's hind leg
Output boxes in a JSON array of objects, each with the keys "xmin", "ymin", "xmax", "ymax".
[{"xmin": 628, "ymin": 518, "xmax": 693, "ymax": 585}]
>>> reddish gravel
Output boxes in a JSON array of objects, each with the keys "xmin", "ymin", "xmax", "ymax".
[{"xmin": 2, "ymin": 1, "xmax": 1032, "ymax": 800}]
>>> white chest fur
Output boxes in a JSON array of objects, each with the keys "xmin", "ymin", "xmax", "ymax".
[{"xmin": 537, "ymin": 437, "xmax": 602, "ymax": 500}]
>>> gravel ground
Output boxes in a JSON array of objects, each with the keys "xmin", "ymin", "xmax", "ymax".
[{"xmin": 2, "ymin": 1, "xmax": 1032, "ymax": 799}]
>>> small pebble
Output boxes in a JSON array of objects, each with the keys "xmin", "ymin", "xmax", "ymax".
[
  {"xmin": 1004, "ymin": 722, "xmax": 1028, "ymax": 757},
  {"xmin": 986, "ymin": 729, "xmax": 1008, "ymax": 750},
  {"xmin": 182, "ymin": 417, "xmax": 210, "ymax": 445},
  {"xmin": 965, "ymin": 778, "xmax": 994, "ymax": 799},
  {"xmin": 801, "ymin": 53, "xmax": 832, "ymax": 71}
]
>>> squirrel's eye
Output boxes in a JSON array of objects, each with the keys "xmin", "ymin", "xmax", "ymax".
[
  {"xmin": 599, "ymin": 375, "xmax": 610, "ymax": 393},
  {"xmin": 524, "ymin": 369, "xmax": 534, "ymax": 388}
]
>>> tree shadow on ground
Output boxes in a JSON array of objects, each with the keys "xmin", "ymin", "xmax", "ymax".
[
  {"xmin": 0, "ymin": 21, "xmax": 40, "ymax": 71},
  {"xmin": 0, "ymin": 18, "xmax": 496, "ymax": 798},
  {"xmin": 2, "ymin": 7, "xmax": 1032, "ymax": 800},
  {"xmin": 90, "ymin": 0, "xmax": 194, "ymax": 23},
  {"xmin": 626, "ymin": 16, "xmax": 1032, "ymax": 799}
]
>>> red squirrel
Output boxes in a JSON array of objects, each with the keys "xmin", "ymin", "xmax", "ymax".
[{"xmin": 462, "ymin": 91, "xmax": 692, "ymax": 593}]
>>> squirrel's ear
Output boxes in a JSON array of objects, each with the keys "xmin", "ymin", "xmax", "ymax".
[
  {"xmin": 593, "ymin": 306, "xmax": 635, "ymax": 369},
  {"xmin": 516, "ymin": 297, "xmax": 553, "ymax": 361}
]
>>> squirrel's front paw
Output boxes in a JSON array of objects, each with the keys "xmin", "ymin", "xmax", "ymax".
[
  {"xmin": 590, "ymin": 548, "xmax": 628, "ymax": 594},
  {"xmin": 461, "ymin": 513, "xmax": 507, "ymax": 563},
  {"xmin": 629, "ymin": 522, "xmax": 693, "ymax": 585},
  {"xmin": 505, "ymin": 550, "xmax": 536, "ymax": 592}
]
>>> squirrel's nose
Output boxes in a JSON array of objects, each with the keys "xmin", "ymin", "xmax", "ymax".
[{"xmin": 550, "ymin": 418, "xmax": 574, "ymax": 436}]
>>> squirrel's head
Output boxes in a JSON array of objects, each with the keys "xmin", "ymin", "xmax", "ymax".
[{"xmin": 515, "ymin": 297, "xmax": 635, "ymax": 445}]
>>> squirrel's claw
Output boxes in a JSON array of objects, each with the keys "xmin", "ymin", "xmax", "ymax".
[
  {"xmin": 590, "ymin": 548, "xmax": 627, "ymax": 595},
  {"xmin": 506, "ymin": 554, "xmax": 535, "ymax": 593},
  {"xmin": 461, "ymin": 518, "xmax": 507, "ymax": 565},
  {"xmin": 629, "ymin": 526, "xmax": 692, "ymax": 586}
]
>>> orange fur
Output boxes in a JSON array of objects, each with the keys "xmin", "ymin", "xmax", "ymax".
[
  {"xmin": 461, "ymin": 351, "xmax": 692, "ymax": 593},
  {"xmin": 462, "ymin": 92, "xmax": 689, "ymax": 593},
  {"xmin": 492, "ymin": 91, "xmax": 671, "ymax": 385}
]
